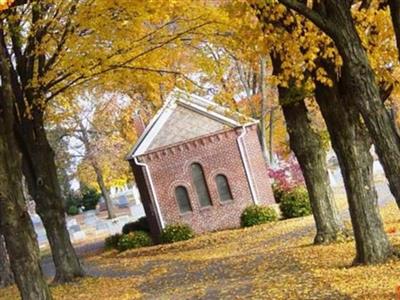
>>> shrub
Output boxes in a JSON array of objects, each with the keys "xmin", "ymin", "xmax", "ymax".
[
  {"xmin": 116, "ymin": 231, "xmax": 153, "ymax": 252},
  {"xmin": 122, "ymin": 217, "xmax": 149, "ymax": 235},
  {"xmin": 279, "ymin": 187, "xmax": 312, "ymax": 219},
  {"xmin": 240, "ymin": 205, "xmax": 278, "ymax": 227},
  {"xmin": 66, "ymin": 193, "xmax": 81, "ymax": 215},
  {"xmin": 160, "ymin": 224, "xmax": 195, "ymax": 244},
  {"xmin": 272, "ymin": 184, "xmax": 284, "ymax": 203},
  {"xmin": 81, "ymin": 187, "xmax": 101, "ymax": 211},
  {"xmin": 67, "ymin": 205, "xmax": 79, "ymax": 216},
  {"xmin": 105, "ymin": 233, "xmax": 122, "ymax": 250}
]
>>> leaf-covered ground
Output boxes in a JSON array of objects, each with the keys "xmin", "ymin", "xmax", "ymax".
[{"xmin": 2, "ymin": 200, "xmax": 400, "ymax": 299}]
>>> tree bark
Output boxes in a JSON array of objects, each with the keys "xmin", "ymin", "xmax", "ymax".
[
  {"xmin": 271, "ymin": 56, "xmax": 344, "ymax": 244},
  {"xmin": 279, "ymin": 0, "xmax": 400, "ymax": 210},
  {"xmin": 268, "ymin": 109, "xmax": 274, "ymax": 165},
  {"xmin": 0, "ymin": 234, "xmax": 13, "ymax": 288},
  {"xmin": 389, "ymin": 0, "xmax": 400, "ymax": 63},
  {"xmin": 3, "ymin": 1, "xmax": 84, "ymax": 283},
  {"xmin": 0, "ymin": 133, "xmax": 52, "ymax": 300},
  {"xmin": 259, "ymin": 56, "xmax": 271, "ymax": 163},
  {"xmin": 0, "ymin": 30, "xmax": 51, "ymax": 298},
  {"xmin": 315, "ymin": 61, "xmax": 392, "ymax": 264},
  {"xmin": 20, "ymin": 111, "xmax": 85, "ymax": 283}
]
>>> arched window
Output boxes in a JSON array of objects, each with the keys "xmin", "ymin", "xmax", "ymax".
[
  {"xmin": 216, "ymin": 174, "xmax": 233, "ymax": 201},
  {"xmin": 191, "ymin": 163, "xmax": 212, "ymax": 207},
  {"xmin": 175, "ymin": 186, "xmax": 192, "ymax": 213}
]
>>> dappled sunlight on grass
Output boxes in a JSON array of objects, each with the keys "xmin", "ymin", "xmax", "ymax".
[
  {"xmin": 290, "ymin": 202, "xmax": 400, "ymax": 300},
  {"xmin": 2, "ymin": 200, "xmax": 400, "ymax": 299}
]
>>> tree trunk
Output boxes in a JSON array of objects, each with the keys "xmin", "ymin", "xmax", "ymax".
[
  {"xmin": 389, "ymin": 0, "xmax": 400, "ymax": 63},
  {"xmin": 0, "ymin": 34, "xmax": 51, "ymax": 298},
  {"xmin": 269, "ymin": 109, "xmax": 274, "ymax": 165},
  {"xmin": 271, "ymin": 56, "xmax": 344, "ymax": 244},
  {"xmin": 334, "ymin": 3, "xmax": 400, "ymax": 210},
  {"xmin": 315, "ymin": 63, "xmax": 392, "ymax": 264},
  {"xmin": 0, "ymin": 139, "xmax": 52, "ymax": 299},
  {"xmin": 281, "ymin": 99, "xmax": 343, "ymax": 244},
  {"xmin": 77, "ymin": 120, "xmax": 116, "ymax": 219},
  {"xmin": 92, "ymin": 160, "xmax": 116, "ymax": 219},
  {"xmin": 20, "ymin": 111, "xmax": 84, "ymax": 283},
  {"xmin": 259, "ymin": 56, "xmax": 270, "ymax": 163},
  {"xmin": 279, "ymin": 0, "xmax": 400, "ymax": 209},
  {"xmin": 0, "ymin": 234, "xmax": 13, "ymax": 288}
]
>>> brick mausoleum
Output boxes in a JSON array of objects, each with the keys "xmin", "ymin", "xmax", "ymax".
[{"xmin": 127, "ymin": 89, "xmax": 275, "ymax": 239}]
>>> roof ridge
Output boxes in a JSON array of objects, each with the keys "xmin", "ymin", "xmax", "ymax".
[{"xmin": 126, "ymin": 88, "xmax": 258, "ymax": 159}]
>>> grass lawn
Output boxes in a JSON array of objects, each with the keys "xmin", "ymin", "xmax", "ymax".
[{"xmin": 2, "ymin": 200, "xmax": 400, "ymax": 299}]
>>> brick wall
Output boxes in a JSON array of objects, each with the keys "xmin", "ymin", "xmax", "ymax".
[{"xmin": 133, "ymin": 125, "xmax": 275, "ymax": 235}]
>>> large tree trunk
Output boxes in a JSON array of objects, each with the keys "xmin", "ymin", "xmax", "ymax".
[
  {"xmin": 389, "ymin": 0, "xmax": 400, "ymax": 63},
  {"xmin": 271, "ymin": 56, "xmax": 344, "ymax": 244},
  {"xmin": 315, "ymin": 62, "xmax": 392, "ymax": 264},
  {"xmin": 20, "ymin": 110, "xmax": 84, "ymax": 283},
  {"xmin": 279, "ymin": 0, "xmax": 400, "ymax": 209},
  {"xmin": 0, "ymin": 234, "xmax": 13, "ymax": 288},
  {"xmin": 2, "ymin": 0, "xmax": 83, "ymax": 283},
  {"xmin": 0, "ymin": 137, "xmax": 51, "ymax": 299},
  {"xmin": 0, "ymin": 36, "xmax": 51, "ymax": 298}
]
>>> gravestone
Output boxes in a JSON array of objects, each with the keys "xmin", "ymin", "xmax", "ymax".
[
  {"xmin": 31, "ymin": 213, "xmax": 42, "ymax": 226},
  {"xmin": 84, "ymin": 211, "xmax": 97, "ymax": 227},
  {"xmin": 36, "ymin": 227, "xmax": 48, "ymax": 246},
  {"xmin": 67, "ymin": 218, "xmax": 78, "ymax": 228},
  {"xmin": 68, "ymin": 224, "xmax": 81, "ymax": 233},
  {"xmin": 130, "ymin": 204, "xmax": 145, "ymax": 220},
  {"xmin": 71, "ymin": 231, "xmax": 86, "ymax": 242},
  {"xmin": 117, "ymin": 196, "xmax": 129, "ymax": 208}
]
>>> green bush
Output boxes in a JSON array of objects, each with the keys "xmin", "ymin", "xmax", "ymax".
[
  {"xmin": 116, "ymin": 231, "xmax": 153, "ymax": 252},
  {"xmin": 66, "ymin": 192, "xmax": 81, "ymax": 215},
  {"xmin": 160, "ymin": 224, "xmax": 195, "ymax": 244},
  {"xmin": 272, "ymin": 184, "xmax": 284, "ymax": 203},
  {"xmin": 67, "ymin": 205, "xmax": 79, "ymax": 216},
  {"xmin": 81, "ymin": 187, "xmax": 101, "ymax": 211},
  {"xmin": 105, "ymin": 233, "xmax": 122, "ymax": 250},
  {"xmin": 240, "ymin": 205, "xmax": 278, "ymax": 227},
  {"xmin": 122, "ymin": 217, "xmax": 149, "ymax": 235},
  {"xmin": 279, "ymin": 187, "xmax": 312, "ymax": 219}
]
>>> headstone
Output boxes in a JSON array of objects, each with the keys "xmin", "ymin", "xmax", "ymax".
[
  {"xmin": 117, "ymin": 196, "xmax": 129, "ymax": 208},
  {"xmin": 95, "ymin": 222, "xmax": 108, "ymax": 231},
  {"xmin": 130, "ymin": 204, "xmax": 145, "ymax": 220},
  {"xmin": 71, "ymin": 231, "xmax": 86, "ymax": 242},
  {"xmin": 30, "ymin": 213, "xmax": 42, "ymax": 226},
  {"xmin": 84, "ymin": 211, "xmax": 97, "ymax": 226},
  {"xmin": 67, "ymin": 218, "xmax": 78, "ymax": 227},
  {"xmin": 36, "ymin": 227, "xmax": 48, "ymax": 246},
  {"xmin": 132, "ymin": 185, "xmax": 141, "ymax": 204},
  {"xmin": 68, "ymin": 224, "xmax": 81, "ymax": 233}
]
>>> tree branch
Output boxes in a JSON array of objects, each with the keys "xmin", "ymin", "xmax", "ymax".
[
  {"xmin": 276, "ymin": 0, "xmax": 331, "ymax": 33},
  {"xmin": 389, "ymin": 0, "xmax": 400, "ymax": 63}
]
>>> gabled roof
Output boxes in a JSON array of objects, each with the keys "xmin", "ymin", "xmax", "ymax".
[{"xmin": 127, "ymin": 88, "xmax": 257, "ymax": 159}]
